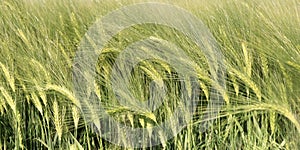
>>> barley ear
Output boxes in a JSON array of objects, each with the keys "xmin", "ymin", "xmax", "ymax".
[
  {"xmin": 30, "ymin": 92, "xmax": 43, "ymax": 115},
  {"xmin": 72, "ymin": 106, "xmax": 80, "ymax": 130},
  {"xmin": 0, "ymin": 62, "xmax": 15, "ymax": 92},
  {"xmin": 0, "ymin": 86, "xmax": 16, "ymax": 114},
  {"xmin": 53, "ymin": 100, "xmax": 62, "ymax": 141},
  {"xmin": 45, "ymin": 84, "xmax": 81, "ymax": 108}
]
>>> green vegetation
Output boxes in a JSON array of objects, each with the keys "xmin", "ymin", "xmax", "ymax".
[{"xmin": 0, "ymin": 0, "xmax": 299, "ymax": 149}]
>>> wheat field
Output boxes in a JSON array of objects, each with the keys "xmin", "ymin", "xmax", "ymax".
[{"xmin": 0, "ymin": 0, "xmax": 300, "ymax": 149}]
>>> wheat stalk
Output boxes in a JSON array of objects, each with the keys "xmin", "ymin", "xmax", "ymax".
[{"xmin": 0, "ymin": 86, "xmax": 23, "ymax": 148}]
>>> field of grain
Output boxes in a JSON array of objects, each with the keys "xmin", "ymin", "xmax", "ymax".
[{"xmin": 0, "ymin": 0, "xmax": 299, "ymax": 149}]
